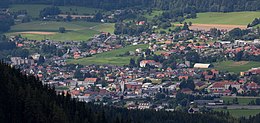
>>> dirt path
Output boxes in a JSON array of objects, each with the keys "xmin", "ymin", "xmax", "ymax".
[{"xmin": 18, "ymin": 31, "xmax": 56, "ymax": 35}]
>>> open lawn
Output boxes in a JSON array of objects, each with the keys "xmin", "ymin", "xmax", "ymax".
[
  {"xmin": 213, "ymin": 61, "xmax": 260, "ymax": 73},
  {"xmin": 67, "ymin": 44, "xmax": 148, "ymax": 66},
  {"xmin": 214, "ymin": 109, "xmax": 260, "ymax": 118},
  {"xmin": 10, "ymin": 4, "xmax": 101, "ymax": 18},
  {"xmin": 6, "ymin": 21, "xmax": 114, "ymax": 41}
]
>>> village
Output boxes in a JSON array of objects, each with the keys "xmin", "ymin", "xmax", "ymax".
[{"xmin": 5, "ymin": 25, "xmax": 260, "ymax": 113}]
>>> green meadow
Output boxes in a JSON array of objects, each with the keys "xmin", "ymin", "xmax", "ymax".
[
  {"xmin": 184, "ymin": 12, "xmax": 260, "ymax": 25},
  {"xmin": 213, "ymin": 61, "xmax": 260, "ymax": 73},
  {"xmin": 6, "ymin": 21, "xmax": 115, "ymax": 41},
  {"xmin": 67, "ymin": 44, "xmax": 148, "ymax": 66},
  {"xmin": 220, "ymin": 96, "xmax": 258, "ymax": 105}
]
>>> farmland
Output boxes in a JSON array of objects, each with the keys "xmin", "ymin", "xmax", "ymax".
[
  {"xmin": 220, "ymin": 96, "xmax": 258, "ymax": 105},
  {"xmin": 174, "ymin": 12, "xmax": 260, "ymax": 31},
  {"xmin": 184, "ymin": 12, "xmax": 260, "ymax": 25},
  {"xmin": 213, "ymin": 61, "xmax": 260, "ymax": 73},
  {"xmin": 6, "ymin": 21, "xmax": 115, "ymax": 41},
  {"xmin": 67, "ymin": 44, "xmax": 148, "ymax": 66}
]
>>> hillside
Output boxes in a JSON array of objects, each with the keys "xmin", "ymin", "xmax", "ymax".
[{"xmin": 0, "ymin": 62, "xmax": 247, "ymax": 123}]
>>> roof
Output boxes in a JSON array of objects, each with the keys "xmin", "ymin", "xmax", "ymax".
[
  {"xmin": 194, "ymin": 63, "xmax": 212, "ymax": 68},
  {"xmin": 84, "ymin": 78, "xmax": 97, "ymax": 83}
]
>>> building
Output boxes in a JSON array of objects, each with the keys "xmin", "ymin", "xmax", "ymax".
[{"xmin": 194, "ymin": 63, "xmax": 213, "ymax": 69}]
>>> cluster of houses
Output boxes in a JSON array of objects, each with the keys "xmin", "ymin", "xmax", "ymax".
[{"xmin": 6, "ymin": 24, "xmax": 260, "ymax": 111}]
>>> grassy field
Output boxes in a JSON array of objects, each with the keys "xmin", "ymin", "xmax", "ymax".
[
  {"xmin": 213, "ymin": 61, "xmax": 260, "ymax": 73},
  {"xmin": 214, "ymin": 109, "xmax": 260, "ymax": 118},
  {"xmin": 183, "ymin": 12, "xmax": 260, "ymax": 25},
  {"xmin": 10, "ymin": 4, "xmax": 101, "ymax": 18},
  {"xmin": 67, "ymin": 44, "xmax": 148, "ymax": 66},
  {"xmin": 6, "ymin": 21, "xmax": 115, "ymax": 41},
  {"xmin": 220, "ymin": 96, "xmax": 257, "ymax": 105},
  {"xmin": 144, "ymin": 10, "xmax": 163, "ymax": 21},
  {"xmin": 93, "ymin": 23, "xmax": 115, "ymax": 34}
]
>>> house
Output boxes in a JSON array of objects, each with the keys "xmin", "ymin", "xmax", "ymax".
[
  {"xmin": 247, "ymin": 67, "xmax": 260, "ymax": 75},
  {"xmin": 181, "ymin": 88, "xmax": 193, "ymax": 94},
  {"xmin": 194, "ymin": 63, "xmax": 213, "ymax": 69},
  {"xmin": 246, "ymin": 82, "xmax": 260, "ymax": 90},
  {"xmin": 207, "ymin": 81, "xmax": 240, "ymax": 94},
  {"xmin": 140, "ymin": 60, "xmax": 162, "ymax": 68},
  {"xmin": 138, "ymin": 102, "xmax": 151, "ymax": 110},
  {"xmin": 84, "ymin": 78, "xmax": 98, "ymax": 85},
  {"xmin": 188, "ymin": 107, "xmax": 199, "ymax": 114},
  {"xmin": 178, "ymin": 76, "xmax": 189, "ymax": 80}
]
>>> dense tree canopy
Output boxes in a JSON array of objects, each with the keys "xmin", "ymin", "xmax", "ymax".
[{"xmin": 9, "ymin": 0, "xmax": 260, "ymax": 12}]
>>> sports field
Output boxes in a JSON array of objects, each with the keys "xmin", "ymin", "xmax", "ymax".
[
  {"xmin": 213, "ymin": 61, "xmax": 260, "ymax": 73},
  {"xmin": 6, "ymin": 21, "xmax": 114, "ymax": 41},
  {"xmin": 67, "ymin": 44, "xmax": 148, "ymax": 66}
]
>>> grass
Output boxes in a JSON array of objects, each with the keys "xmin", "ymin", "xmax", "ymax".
[
  {"xmin": 67, "ymin": 44, "xmax": 148, "ymax": 66},
  {"xmin": 6, "ymin": 21, "xmax": 115, "ymax": 41},
  {"xmin": 214, "ymin": 109, "xmax": 260, "ymax": 118},
  {"xmin": 220, "ymin": 96, "xmax": 257, "ymax": 105},
  {"xmin": 213, "ymin": 60, "xmax": 260, "ymax": 73},
  {"xmin": 144, "ymin": 10, "xmax": 163, "ymax": 21},
  {"xmin": 182, "ymin": 12, "xmax": 260, "ymax": 25},
  {"xmin": 93, "ymin": 23, "xmax": 115, "ymax": 34},
  {"xmin": 10, "ymin": 4, "xmax": 101, "ymax": 18}
]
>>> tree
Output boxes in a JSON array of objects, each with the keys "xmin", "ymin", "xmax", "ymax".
[
  {"xmin": 66, "ymin": 15, "xmax": 72, "ymax": 22},
  {"xmin": 235, "ymin": 51, "xmax": 243, "ymax": 61},
  {"xmin": 188, "ymin": 22, "xmax": 192, "ymax": 26},
  {"xmin": 129, "ymin": 58, "xmax": 136, "ymax": 67},
  {"xmin": 0, "ymin": 15, "xmax": 14, "ymax": 33},
  {"xmin": 256, "ymin": 99, "xmax": 260, "ymax": 105},
  {"xmin": 229, "ymin": 28, "xmax": 243, "ymax": 39},
  {"xmin": 59, "ymin": 27, "xmax": 66, "ymax": 33},
  {"xmin": 182, "ymin": 22, "xmax": 189, "ymax": 30},
  {"xmin": 39, "ymin": 6, "xmax": 61, "ymax": 18},
  {"xmin": 38, "ymin": 55, "xmax": 45, "ymax": 64},
  {"xmin": 231, "ymin": 87, "xmax": 237, "ymax": 94}
]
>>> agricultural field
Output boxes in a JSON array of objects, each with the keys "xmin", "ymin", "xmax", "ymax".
[
  {"xmin": 10, "ymin": 4, "xmax": 101, "ymax": 18},
  {"xmin": 213, "ymin": 61, "xmax": 260, "ymax": 73},
  {"xmin": 6, "ymin": 21, "xmax": 115, "ymax": 41},
  {"xmin": 185, "ymin": 12, "xmax": 260, "ymax": 25},
  {"xmin": 214, "ymin": 109, "xmax": 260, "ymax": 118},
  {"xmin": 92, "ymin": 23, "xmax": 115, "ymax": 34},
  {"xmin": 220, "ymin": 96, "xmax": 259, "ymax": 105},
  {"xmin": 67, "ymin": 44, "xmax": 148, "ymax": 66},
  {"xmin": 175, "ymin": 12, "xmax": 260, "ymax": 31}
]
